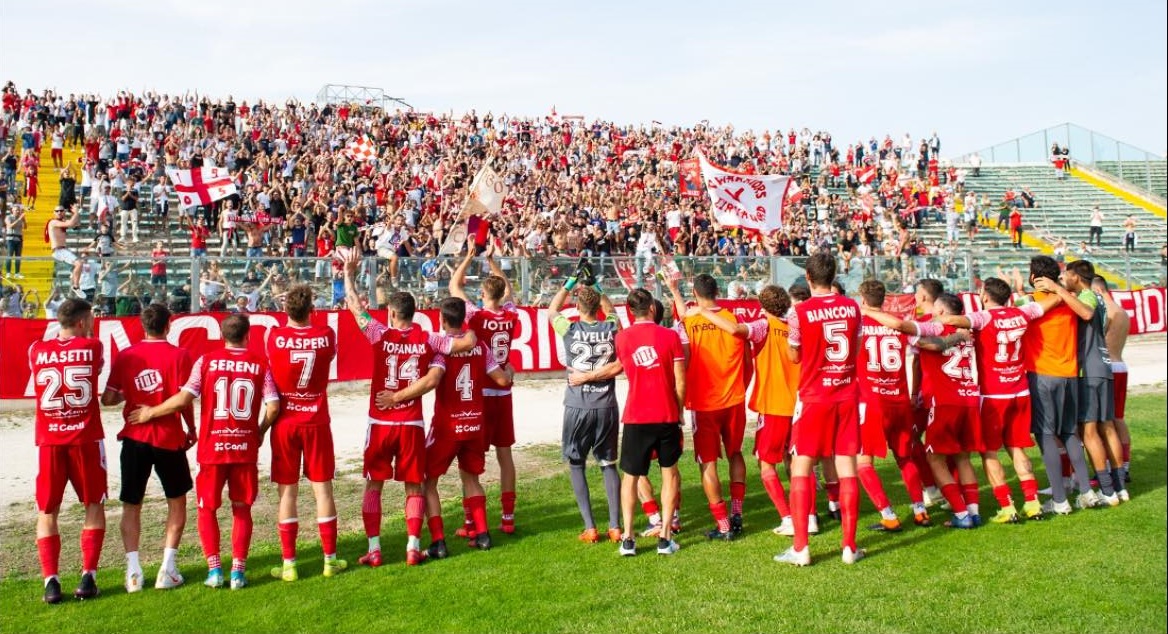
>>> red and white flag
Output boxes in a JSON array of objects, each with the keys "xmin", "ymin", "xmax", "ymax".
[
  {"xmin": 344, "ymin": 134, "xmax": 376, "ymax": 162},
  {"xmin": 166, "ymin": 166, "xmax": 237, "ymax": 209},
  {"xmin": 856, "ymin": 164, "xmax": 877, "ymax": 184},
  {"xmin": 696, "ymin": 151, "xmax": 790, "ymax": 233}
]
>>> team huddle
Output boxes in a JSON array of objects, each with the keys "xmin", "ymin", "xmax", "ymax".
[{"xmin": 28, "ymin": 247, "xmax": 1136, "ymax": 603}]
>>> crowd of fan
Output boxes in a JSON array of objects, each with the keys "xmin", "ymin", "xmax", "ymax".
[{"xmin": 1, "ymin": 81, "xmax": 1021, "ymax": 313}]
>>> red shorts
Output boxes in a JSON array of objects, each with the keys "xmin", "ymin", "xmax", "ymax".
[
  {"xmin": 270, "ymin": 423, "xmax": 336, "ymax": 484},
  {"xmin": 196, "ymin": 463, "xmax": 258, "ymax": 510},
  {"xmin": 1113, "ymin": 371, "xmax": 1128, "ymax": 419},
  {"xmin": 925, "ymin": 403, "xmax": 981, "ymax": 455},
  {"xmin": 912, "ymin": 403, "xmax": 929, "ymax": 437},
  {"xmin": 692, "ymin": 405, "xmax": 747, "ymax": 463},
  {"xmin": 425, "ymin": 429, "xmax": 486, "ymax": 479},
  {"xmin": 754, "ymin": 414, "xmax": 792, "ymax": 465},
  {"xmin": 789, "ymin": 400, "xmax": 859, "ymax": 459},
  {"xmin": 363, "ymin": 424, "xmax": 426, "ymax": 484},
  {"xmin": 484, "ymin": 394, "xmax": 515, "ymax": 448},
  {"xmin": 859, "ymin": 399, "xmax": 915, "ymax": 458},
  {"xmin": 979, "ymin": 396, "xmax": 1035, "ymax": 452},
  {"xmin": 36, "ymin": 441, "xmax": 108, "ymax": 512}
]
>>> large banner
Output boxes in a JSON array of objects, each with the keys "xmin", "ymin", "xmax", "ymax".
[
  {"xmin": 1, "ymin": 288, "xmax": 1164, "ymax": 399},
  {"xmin": 697, "ymin": 151, "xmax": 790, "ymax": 233}
]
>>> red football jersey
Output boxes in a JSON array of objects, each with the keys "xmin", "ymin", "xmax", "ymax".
[
  {"xmin": 466, "ymin": 301, "xmax": 517, "ymax": 396},
  {"xmin": 967, "ymin": 303, "xmax": 1044, "ymax": 397},
  {"xmin": 789, "ymin": 293, "xmax": 861, "ymax": 403},
  {"xmin": 365, "ymin": 319, "xmax": 451, "ymax": 425},
  {"xmin": 183, "ymin": 347, "xmax": 278, "ymax": 464},
  {"xmin": 913, "ymin": 321, "xmax": 980, "ymax": 406},
  {"xmin": 107, "ymin": 340, "xmax": 193, "ymax": 450},
  {"xmin": 858, "ymin": 316, "xmax": 909, "ymax": 403},
  {"xmin": 615, "ymin": 321, "xmax": 685, "ymax": 425},
  {"xmin": 432, "ymin": 338, "xmax": 500, "ymax": 439},
  {"xmin": 30, "ymin": 336, "xmax": 104, "ymax": 446},
  {"xmin": 267, "ymin": 324, "xmax": 337, "ymax": 427}
]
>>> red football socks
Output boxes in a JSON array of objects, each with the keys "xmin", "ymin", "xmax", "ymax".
[
  {"xmin": 992, "ymin": 484, "xmax": 1013, "ymax": 508},
  {"xmin": 318, "ymin": 517, "xmax": 338, "ymax": 557},
  {"xmin": 641, "ymin": 499, "xmax": 660, "ymax": 518},
  {"xmin": 427, "ymin": 515, "xmax": 445, "ymax": 542},
  {"xmin": 729, "ymin": 482, "xmax": 746, "ymax": 516},
  {"xmin": 961, "ymin": 483, "xmax": 979, "ymax": 509},
  {"xmin": 37, "ymin": 534, "xmax": 61, "ymax": 579},
  {"xmin": 839, "ymin": 477, "xmax": 859, "ymax": 551},
  {"xmin": 857, "ymin": 463, "xmax": 890, "ymax": 511},
  {"xmin": 467, "ymin": 495, "xmax": 489, "ymax": 535},
  {"xmin": 896, "ymin": 456, "xmax": 925, "ymax": 504},
  {"xmin": 1020, "ymin": 478, "xmax": 1039, "ymax": 502},
  {"xmin": 231, "ymin": 505, "xmax": 253, "ymax": 562},
  {"xmin": 761, "ymin": 470, "xmax": 790, "ymax": 518},
  {"xmin": 362, "ymin": 489, "xmax": 382, "ymax": 538},
  {"xmin": 405, "ymin": 495, "xmax": 425, "ymax": 539},
  {"xmin": 940, "ymin": 483, "xmax": 968, "ymax": 513},
  {"xmin": 79, "ymin": 528, "xmax": 104, "ymax": 573},
  {"xmin": 198, "ymin": 508, "xmax": 220, "ymax": 563},
  {"xmin": 278, "ymin": 520, "xmax": 299, "ymax": 561},
  {"xmin": 708, "ymin": 501, "xmax": 730, "ymax": 533},
  {"xmin": 790, "ymin": 476, "xmax": 812, "ymax": 551}
]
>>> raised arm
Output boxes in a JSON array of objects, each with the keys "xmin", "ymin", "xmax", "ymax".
[
  {"xmin": 666, "ymin": 276, "xmax": 687, "ymax": 324},
  {"xmin": 936, "ymin": 313, "xmax": 972, "ymax": 329},
  {"xmin": 1033, "ymin": 277, "xmax": 1093, "ymax": 321},
  {"xmin": 484, "ymin": 244, "xmax": 513, "ymax": 303},
  {"xmin": 598, "ymin": 292, "xmax": 621, "ymax": 331},
  {"xmin": 341, "ymin": 248, "xmax": 371, "ymax": 329},
  {"xmin": 447, "ymin": 241, "xmax": 477, "ymax": 300}
]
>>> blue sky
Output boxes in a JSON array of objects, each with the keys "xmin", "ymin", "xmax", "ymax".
[{"xmin": 2, "ymin": 0, "xmax": 1164, "ymax": 156}]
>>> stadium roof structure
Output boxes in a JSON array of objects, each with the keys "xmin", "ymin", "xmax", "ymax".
[{"xmin": 316, "ymin": 84, "xmax": 412, "ymax": 111}]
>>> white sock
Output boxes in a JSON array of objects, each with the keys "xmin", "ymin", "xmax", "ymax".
[
  {"xmin": 968, "ymin": 503, "xmax": 980, "ymax": 516},
  {"xmin": 126, "ymin": 551, "xmax": 140, "ymax": 570},
  {"xmin": 45, "ymin": 575, "xmax": 58, "ymax": 586},
  {"xmin": 406, "ymin": 536, "xmax": 421, "ymax": 551},
  {"xmin": 162, "ymin": 547, "xmax": 178, "ymax": 571},
  {"xmin": 955, "ymin": 510, "xmax": 969, "ymax": 519},
  {"xmin": 911, "ymin": 502, "xmax": 926, "ymax": 515},
  {"xmin": 368, "ymin": 536, "xmax": 381, "ymax": 553},
  {"xmin": 880, "ymin": 507, "xmax": 897, "ymax": 521},
  {"xmin": 648, "ymin": 513, "xmax": 661, "ymax": 527},
  {"xmin": 828, "ymin": 500, "xmax": 840, "ymax": 512}
]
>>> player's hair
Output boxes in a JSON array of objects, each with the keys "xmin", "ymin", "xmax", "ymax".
[
  {"xmin": 651, "ymin": 298, "xmax": 667, "ymax": 325},
  {"xmin": 1067, "ymin": 259, "xmax": 1095, "ymax": 281},
  {"xmin": 805, "ymin": 253, "xmax": 836, "ymax": 286},
  {"xmin": 692, "ymin": 273, "xmax": 718, "ymax": 300},
  {"xmin": 627, "ymin": 288, "xmax": 654, "ymax": 319},
  {"xmin": 57, "ymin": 298, "xmax": 92, "ymax": 329},
  {"xmin": 831, "ymin": 280, "xmax": 846, "ymax": 295},
  {"xmin": 284, "ymin": 284, "xmax": 314, "ymax": 322},
  {"xmin": 1029, "ymin": 255, "xmax": 1061, "ymax": 283},
  {"xmin": 982, "ymin": 277, "xmax": 1012, "ymax": 306},
  {"xmin": 1091, "ymin": 275, "xmax": 1109, "ymax": 290},
  {"xmin": 937, "ymin": 293, "xmax": 964, "ymax": 315},
  {"xmin": 440, "ymin": 297, "xmax": 466, "ymax": 329},
  {"xmin": 788, "ymin": 283, "xmax": 811, "ymax": 303},
  {"xmin": 576, "ymin": 286, "xmax": 601, "ymax": 317},
  {"xmin": 221, "ymin": 313, "xmax": 250, "ymax": 345},
  {"xmin": 858, "ymin": 279, "xmax": 886, "ymax": 308},
  {"xmin": 139, "ymin": 303, "xmax": 171, "ymax": 337},
  {"xmin": 758, "ymin": 285, "xmax": 791, "ymax": 318},
  {"xmin": 388, "ymin": 291, "xmax": 416, "ymax": 322},
  {"xmin": 482, "ymin": 275, "xmax": 506, "ymax": 301},
  {"xmin": 918, "ymin": 279, "xmax": 944, "ymax": 302}
]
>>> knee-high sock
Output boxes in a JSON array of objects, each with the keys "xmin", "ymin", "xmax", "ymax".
[
  {"xmin": 761, "ymin": 470, "xmax": 790, "ymax": 518},
  {"xmin": 278, "ymin": 519, "xmax": 298, "ymax": 561},
  {"xmin": 317, "ymin": 517, "xmax": 338, "ymax": 557},
  {"xmin": 1040, "ymin": 435, "xmax": 1069, "ymax": 503},
  {"xmin": 839, "ymin": 477, "xmax": 860, "ymax": 551},
  {"xmin": 80, "ymin": 528, "xmax": 104, "ymax": 573},
  {"xmin": 404, "ymin": 495, "xmax": 425, "ymax": 539},
  {"xmin": 198, "ymin": 507, "xmax": 221, "ymax": 566},
  {"xmin": 37, "ymin": 535, "xmax": 61, "ymax": 579},
  {"xmin": 896, "ymin": 456, "xmax": 924, "ymax": 504},
  {"xmin": 231, "ymin": 506, "xmax": 253, "ymax": 563},
  {"xmin": 362, "ymin": 490, "xmax": 382, "ymax": 539},
  {"xmin": 857, "ymin": 463, "xmax": 890, "ymax": 511},
  {"xmin": 790, "ymin": 476, "xmax": 812, "ymax": 551},
  {"xmin": 601, "ymin": 465, "xmax": 621, "ymax": 530},
  {"xmin": 1063, "ymin": 435, "xmax": 1093, "ymax": 495},
  {"xmin": 568, "ymin": 464, "xmax": 595, "ymax": 530}
]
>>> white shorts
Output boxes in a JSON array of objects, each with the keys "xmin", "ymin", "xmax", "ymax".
[{"xmin": 52, "ymin": 248, "xmax": 78, "ymax": 265}]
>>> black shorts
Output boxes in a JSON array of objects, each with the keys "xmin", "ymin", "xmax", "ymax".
[
  {"xmin": 562, "ymin": 407, "xmax": 619, "ymax": 466},
  {"xmin": 119, "ymin": 438, "xmax": 193, "ymax": 505},
  {"xmin": 619, "ymin": 423, "xmax": 683, "ymax": 477}
]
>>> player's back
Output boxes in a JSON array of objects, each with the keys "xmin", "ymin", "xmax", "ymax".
[
  {"xmin": 858, "ymin": 315, "xmax": 909, "ymax": 403},
  {"xmin": 615, "ymin": 321, "xmax": 683, "ymax": 424},
  {"xmin": 111, "ymin": 339, "xmax": 192, "ymax": 450},
  {"xmin": 30, "ymin": 336, "xmax": 104, "ymax": 446},
  {"xmin": 267, "ymin": 324, "xmax": 336, "ymax": 426},
  {"xmin": 434, "ymin": 339, "xmax": 491, "ymax": 432},
  {"xmin": 369, "ymin": 324, "xmax": 436, "ymax": 425},
  {"xmin": 972, "ymin": 306, "xmax": 1031, "ymax": 397},
  {"xmin": 192, "ymin": 347, "xmax": 270, "ymax": 465},
  {"xmin": 467, "ymin": 303, "xmax": 517, "ymax": 396},
  {"xmin": 683, "ymin": 307, "xmax": 746, "ymax": 411},
  {"xmin": 749, "ymin": 314, "xmax": 799, "ymax": 416},
  {"xmin": 1023, "ymin": 292, "xmax": 1077, "ymax": 378},
  {"xmin": 918, "ymin": 323, "xmax": 979, "ymax": 406},
  {"xmin": 562, "ymin": 318, "xmax": 618, "ymax": 410},
  {"xmin": 793, "ymin": 293, "xmax": 861, "ymax": 402}
]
